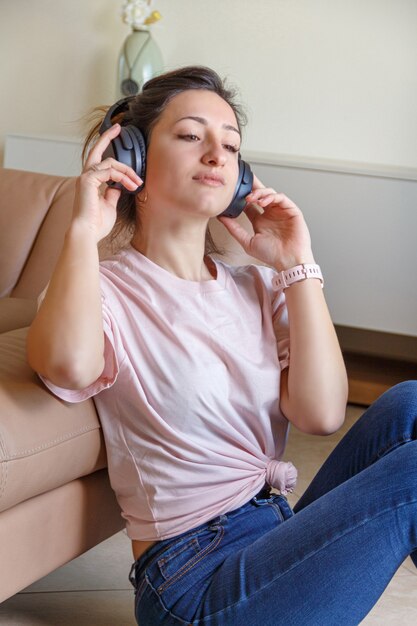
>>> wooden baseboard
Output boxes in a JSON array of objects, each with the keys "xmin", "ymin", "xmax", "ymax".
[
  {"xmin": 347, "ymin": 379, "xmax": 392, "ymax": 406},
  {"xmin": 344, "ymin": 352, "xmax": 416, "ymax": 406},
  {"xmin": 333, "ymin": 325, "xmax": 416, "ymax": 405}
]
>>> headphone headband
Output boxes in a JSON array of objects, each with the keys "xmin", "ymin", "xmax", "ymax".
[{"xmin": 101, "ymin": 96, "xmax": 136, "ymax": 133}]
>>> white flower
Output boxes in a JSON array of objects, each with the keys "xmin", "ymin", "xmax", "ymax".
[{"xmin": 121, "ymin": 0, "xmax": 152, "ymax": 28}]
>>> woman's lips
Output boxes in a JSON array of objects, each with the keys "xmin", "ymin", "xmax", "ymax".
[{"xmin": 192, "ymin": 174, "xmax": 225, "ymax": 187}]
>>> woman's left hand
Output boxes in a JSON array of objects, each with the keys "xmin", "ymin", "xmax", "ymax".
[{"xmin": 218, "ymin": 174, "xmax": 315, "ymax": 270}]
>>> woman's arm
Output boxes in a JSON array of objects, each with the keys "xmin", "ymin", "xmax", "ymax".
[
  {"xmin": 26, "ymin": 123, "xmax": 142, "ymax": 389},
  {"xmin": 218, "ymin": 177, "xmax": 348, "ymax": 435},
  {"xmin": 27, "ymin": 223, "xmax": 105, "ymax": 389},
  {"xmin": 278, "ymin": 279, "xmax": 348, "ymax": 435}
]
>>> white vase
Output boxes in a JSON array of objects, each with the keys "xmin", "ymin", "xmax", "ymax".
[{"xmin": 117, "ymin": 27, "xmax": 164, "ymax": 98}]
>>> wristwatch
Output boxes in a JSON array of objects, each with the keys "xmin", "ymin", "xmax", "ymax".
[{"xmin": 272, "ymin": 263, "xmax": 324, "ymax": 291}]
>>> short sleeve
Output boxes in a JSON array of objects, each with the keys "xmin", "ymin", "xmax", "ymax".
[
  {"xmin": 38, "ymin": 296, "xmax": 121, "ymax": 404},
  {"xmin": 272, "ymin": 288, "xmax": 290, "ymax": 370},
  {"xmin": 249, "ymin": 264, "xmax": 290, "ymax": 371}
]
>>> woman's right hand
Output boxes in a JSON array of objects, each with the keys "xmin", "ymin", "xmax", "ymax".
[{"xmin": 72, "ymin": 123, "xmax": 143, "ymax": 243}]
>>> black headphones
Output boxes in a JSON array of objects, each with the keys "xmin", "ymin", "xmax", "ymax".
[{"xmin": 99, "ymin": 96, "xmax": 253, "ymax": 218}]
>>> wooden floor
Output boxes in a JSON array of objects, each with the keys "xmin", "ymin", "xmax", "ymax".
[{"xmin": 344, "ymin": 352, "xmax": 416, "ymax": 406}]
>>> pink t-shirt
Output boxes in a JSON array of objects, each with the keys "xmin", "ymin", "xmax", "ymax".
[{"xmin": 40, "ymin": 246, "xmax": 293, "ymax": 541}]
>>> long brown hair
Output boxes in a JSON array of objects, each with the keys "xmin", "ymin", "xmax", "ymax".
[{"xmin": 83, "ymin": 65, "xmax": 247, "ymax": 254}]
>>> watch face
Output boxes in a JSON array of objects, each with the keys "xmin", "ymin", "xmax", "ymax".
[{"xmin": 121, "ymin": 78, "xmax": 139, "ymax": 96}]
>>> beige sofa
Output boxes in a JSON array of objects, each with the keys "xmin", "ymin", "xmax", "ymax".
[{"xmin": 0, "ymin": 168, "xmax": 124, "ymax": 602}]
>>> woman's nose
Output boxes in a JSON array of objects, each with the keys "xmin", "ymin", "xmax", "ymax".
[{"xmin": 201, "ymin": 142, "xmax": 227, "ymax": 166}]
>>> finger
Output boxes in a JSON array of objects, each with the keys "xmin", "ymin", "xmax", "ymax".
[
  {"xmin": 83, "ymin": 165, "xmax": 140, "ymax": 192},
  {"xmin": 103, "ymin": 186, "xmax": 122, "ymax": 207},
  {"xmin": 217, "ymin": 216, "xmax": 253, "ymax": 250},
  {"xmin": 247, "ymin": 190, "xmax": 297, "ymax": 210},
  {"xmin": 255, "ymin": 194, "xmax": 283, "ymax": 207},
  {"xmin": 91, "ymin": 157, "xmax": 143, "ymax": 188},
  {"xmin": 246, "ymin": 188, "xmax": 280, "ymax": 202},
  {"xmin": 85, "ymin": 123, "xmax": 122, "ymax": 168},
  {"xmin": 244, "ymin": 203, "xmax": 263, "ymax": 223}
]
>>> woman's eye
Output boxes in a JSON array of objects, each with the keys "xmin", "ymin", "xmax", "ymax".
[
  {"xmin": 178, "ymin": 134, "xmax": 199, "ymax": 141},
  {"xmin": 177, "ymin": 134, "xmax": 239, "ymax": 153}
]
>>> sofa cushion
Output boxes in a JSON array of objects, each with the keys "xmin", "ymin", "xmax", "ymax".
[{"xmin": 0, "ymin": 327, "xmax": 107, "ymax": 514}]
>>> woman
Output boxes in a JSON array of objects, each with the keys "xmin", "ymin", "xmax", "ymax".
[{"xmin": 27, "ymin": 65, "xmax": 417, "ymax": 625}]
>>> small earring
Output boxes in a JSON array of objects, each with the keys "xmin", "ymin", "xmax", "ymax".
[{"xmin": 139, "ymin": 188, "xmax": 148, "ymax": 203}]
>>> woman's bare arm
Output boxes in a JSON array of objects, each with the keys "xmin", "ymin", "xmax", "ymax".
[
  {"xmin": 26, "ymin": 123, "xmax": 142, "ymax": 389},
  {"xmin": 279, "ymin": 279, "xmax": 348, "ymax": 435},
  {"xmin": 27, "ymin": 223, "xmax": 105, "ymax": 389}
]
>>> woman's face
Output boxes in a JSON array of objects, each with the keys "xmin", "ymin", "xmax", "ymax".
[{"xmin": 144, "ymin": 89, "xmax": 241, "ymax": 218}]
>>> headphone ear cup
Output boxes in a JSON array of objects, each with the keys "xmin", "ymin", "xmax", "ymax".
[
  {"xmin": 101, "ymin": 125, "xmax": 146, "ymax": 194},
  {"xmin": 127, "ymin": 125, "xmax": 146, "ymax": 182},
  {"xmin": 219, "ymin": 157, "xmax": 253, "ymax": 218}
]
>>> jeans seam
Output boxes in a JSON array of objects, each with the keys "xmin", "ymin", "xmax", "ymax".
[
  {"xmin": 375, "ymin": 436, "xmax": 413, "ymax": 462},
  {"xmin": 159, "ymin": 538, "xmax": 201, "ymax": 580},
  {"xmin": 157, "ymin": 525, "xmax": 225, "ymax": 594},
  {"xmin": 267, "ymin": 501, "xmax": 284, "ymax": 522},
  {"xmin": 134, "ymin": 574, "xmax": 148, "ymax": 609},
  {"xmin": 132, "ymin": 525, "xmax": 217, "ymax": 584},
  {"xmin": 146, "ymin": 578, "xmax": 195, "ymax": 625}
]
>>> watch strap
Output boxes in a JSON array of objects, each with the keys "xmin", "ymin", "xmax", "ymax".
[{"xmin": 272, "ymin": 263, "xmax": 323, "ymax": 291}]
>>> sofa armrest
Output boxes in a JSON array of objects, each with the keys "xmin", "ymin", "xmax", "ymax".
[
  {"xmin": 0, "ymin": 297, "xmax": 37, "ymax": 334},
  {"xmin": 0, "ymin": 327, "xmax": 107, "ymax": 514}
]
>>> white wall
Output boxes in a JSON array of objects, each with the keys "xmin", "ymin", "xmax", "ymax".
[
  {"xmin": 245, "ymin": 162, "xmax": 417, "ymax": 336},
  {"xmin": 1, "ymin": 0, "xmax": 416, "ymax": 170},
  {"xmin": 1, "ymin": 0, "xmax": 416, "ymax": 336}
]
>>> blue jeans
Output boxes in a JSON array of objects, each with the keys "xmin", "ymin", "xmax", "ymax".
[{"xmin": 128, "ymin": 381, "xmax": 417, "ymax": 625}]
